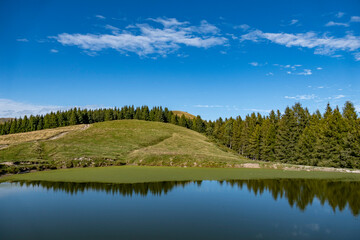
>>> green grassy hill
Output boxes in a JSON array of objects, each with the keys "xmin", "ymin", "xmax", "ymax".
[{"xmin": 0, "ymin": 120, "xmax": 249, "ymax": 173}]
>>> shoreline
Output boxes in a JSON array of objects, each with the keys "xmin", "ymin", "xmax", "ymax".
[{"xmin": 1, "ymin": 166, "xmax": 360, "ymax": 184}]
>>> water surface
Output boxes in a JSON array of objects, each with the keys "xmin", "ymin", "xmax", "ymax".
[{"xmin": 0, "ymin": 179, "xmax": 359, "ymax": 239}]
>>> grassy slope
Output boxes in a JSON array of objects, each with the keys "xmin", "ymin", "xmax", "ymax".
[
  {"xmin": 0, "ymin": 120, "xmax": 248, "ymax": 168},
  {"xmin": 0, "ymin": 124, "xmax": 86, "ymax": 145},
  {"xmin": 3, "ymin": 166, "xmax": 360, "ymax": 183}
]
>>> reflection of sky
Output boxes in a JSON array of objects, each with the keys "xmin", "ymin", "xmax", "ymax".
[{"xmin": 0, "ymin": 182, "xmax": 41, "ymax": 198}]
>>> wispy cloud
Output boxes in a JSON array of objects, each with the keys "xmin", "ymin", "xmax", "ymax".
[
  {"xmin": 350, "ymin": 16, "xmax": 360, "ymax": 22},
  {"xmin": 354, "ymin": 52, "xmax": 360, "ymax": 61},
  {"xmin": 297, "ymin": 69, "xmax": 312, "ymax": 76},
  {"xmin": 242, "ymin": 108, "xmax": 271, "ymax": 113},
  {"xmin": 53, "ymin": 17, "xmax": 227, "ymax": 57},
  {"xmin": 355, "ymin": 105, "xmax": 360, "ymax": 112},
  {"xmin": 316, "ymin": 67, "xmax": 323, "ymax": 70},
  {"xmin": 95, "ymin": 15, "xmax": 106, "ymax": 19},
  {"xmin": 234, "ymin": 24, "xmax": 250, "ymax": 31},
  {"xmin": 333, "ymin": 94, "xmax": 345, "ymax": 99},
  {"xmin": 0, "ymin": 99, "xmax": 65, "ymax": 118},
  {"xmin": 149, "ymin": 17, "xmax": 188, "ymax": 28},
  {"xmin": 249, "ymin": 62, "xmax": 259, "ymax": 66},
  {"xmin": 241, "ymin": 29, "xmax": 360, "ymax": 60},
  {"xmin": 325, "ymin": 21, "xmax": 349, "ymax": 27},
  {"xmin": 16, "ymin": 38, "xmax": 29, "ymax": 42},
  {"xmin": 50, "ymin": 49, "xmax": 58, "ymax": 53},
  {"xmin": 336, "ymin": 12, "xmax": 345, "ymax": 18},
  {"xmin": 0, "ymin": 99, "xmax": 103, "ymax": 118},
  {"xmin": 193, "ymin": 105, "xmax": 224, "ymax": 108},
  {"xmin": 289, "ymin": 19, "xmax": 299, "ymax": 25},
  {"xmin": 285, "ymin": 94, "xmax": 316, "ymax": 100},
  {"xmin": 105, "ymin": 24, "xmax": 120, "ymax": 34}
]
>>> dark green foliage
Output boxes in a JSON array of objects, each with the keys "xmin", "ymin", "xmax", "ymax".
[
  {"xmin": 207, "ymin": 102, "xmax": 359, "ymax": 169},
  {"xmin": 1, "ymin": 101, "xmax": 359, "ymax": 169}
]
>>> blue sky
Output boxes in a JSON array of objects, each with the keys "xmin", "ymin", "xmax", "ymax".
[{"xmin": 1, "ymin": 0, "xmax": 360, "ymax": 120}]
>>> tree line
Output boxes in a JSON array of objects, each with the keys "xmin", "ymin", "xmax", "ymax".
[
  {"xmin": 205, "ymin": 102, "xmax": 360, "ymax": 169},
  {"xmin": 1, "ymin": 102, "xmax": 359, "ymax": 168}
]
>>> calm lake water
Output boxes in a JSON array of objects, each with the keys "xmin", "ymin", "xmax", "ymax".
[{"xmin": 0, "ymin": 179, "xmax": 359, "ymax": 239}]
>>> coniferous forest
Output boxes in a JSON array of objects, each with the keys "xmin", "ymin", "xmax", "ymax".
[{"xmin": 1, "ymin": 102, "xmax": 359, "ymax": 169}]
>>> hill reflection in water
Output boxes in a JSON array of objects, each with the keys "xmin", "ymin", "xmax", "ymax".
[{"xmin": 12, "ymin": 179, "xmax": 360, "ymax": 216}]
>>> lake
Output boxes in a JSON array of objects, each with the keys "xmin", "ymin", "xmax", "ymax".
[{"xmin": 0, "ymin": 179, "xmax": 359, "ymax": 239}]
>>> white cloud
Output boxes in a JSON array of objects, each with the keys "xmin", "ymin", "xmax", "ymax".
[
  {"xmin": 289, "ymin": 19, "xmax": 299, "ymax": 25},
  {"xmin": 193, "ymin": 105, "xmax": 223, "ymax": 108},
  {"xmin": 16, "ymin": 38, "xmax": 28, "ymax": 42},
  {"xmin": 336, "ymin": 12, "xmax": 345, "ymax": 18},
  {"xmin": 95, "ymin": 15, "xmax": 106, "ymax": 19},
  {"xmin": 249, "ymin": 62, "xmax": 259, "ymax": 66},
  {"xmin": 242, "ymin": 108, "xmax": 271, "ymax": 113},
  {"xmin": 350, "ymin": 16, "xmax": 360, "ymax": 22},
  {"xmin": 316, "ymin": 67, "xmax": 323, "ymax": 70},
  {"xmin": 241, "ymin": 30, "xmax": 360, "ymax": 60},
  {"xmin": 297, "ymin": 69, "xmax": 312, "ymax": 76},
  {"xmin": 285, "ymin": 94, "xmax": 316, "ymax": 100},
  {"xmin": 266, "ymin": 72, "xmax": 274, "ymax": 76},
  {"xmin": 354, "ymin": 52, "xmax": 360, "ymax": 61},
  {"xmin": 333, "ymin": 94, "xmax": 345, "ymax": 99},
  {"xmin": 53, "ymin": 18, "xmax": 227, "ymax": 57},
  {"xmin": 234, "ymin": 24, "xmax": 250, "ymax": 31},
  {"xmin": 355, "ymin": 105, "xmax": 360, "ymax": 112},
  {"xmin": 149, "ymin": 17, "xmax": 188, "ymax": 28},
  {"xmin": 0, "ymin": 99, "xmax": 65, "ymax": 118},
  {"xmin": 105, "ymin": 24, "xmax": 120, "ymax": 34},
  {"xmin": 0, "ymin": 99, "xmax": 103, "ymax": 118},
  {"xmin": 50, "ymin": 49, "xmax": 58, "ymax": 53},
  {"xmin": 325, "ymin": 21, "xmax": 349, "ymax": 27}
]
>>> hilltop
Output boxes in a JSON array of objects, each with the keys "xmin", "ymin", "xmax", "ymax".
[
  {"xmin": 172, "ymin": 111, "xmax": 196, "ymax": 119},
  {"xmin": 0, "ymin": 120, "xmax": 249, "ymax": 174},
  {"xmin": 0, "ymin": 118, "xmax": 13, "ymax": 124}
]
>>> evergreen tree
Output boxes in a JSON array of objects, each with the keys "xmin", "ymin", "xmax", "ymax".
[
  {"xmin": 316, "ymin": 106, "xmax": 347, "ymax": 167},
  {"xmin": 275, "ymin": 107, "xmax": 297, "ymax": 163},
  {"xmin": 248, "ymin": 124, "xmax": 261, "ymax": 159},
  {"xmin": 179, "ymin": 115, "xmax": 187, "ymax": 127},
  {"xmin": 69, "ymin": 111, "xmax": 78, "ymax": 125}
]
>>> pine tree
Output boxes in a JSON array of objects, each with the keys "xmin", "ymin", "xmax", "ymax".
[
  {"xmin": 69, "ymin": 111, "xmax": 78, "ymax": 125},
  {"xmin": 340, "ymin": 101, "xmax": 360, "ymax": 168},
  {"xmin": 275, "ymin": 107, "xmax": 297, "ymax": 163},
  {"xmin": 260, "ymin": 112, "xmax": 277, "ymax": 162},
  {"xmin": 9, "ymin": 120, "xmax": 17, "ymax": 134},
  {"xmin": 296, "ymin": 113, "xmax": 321, "ymax": 165},
  {"xmin": 179, "ymin": 115, "xmax": 187, "ymax": 127},
  {"xmin": 170, "ymin": 115, "xmax": 178, "ymax": 125},
  {"xmin": 248, "ymin": 124, "xmax": 261, "ymax": 159},
  {"xmin": 316, "ymin": 106, "xmax": 347, "ymax": 167}
]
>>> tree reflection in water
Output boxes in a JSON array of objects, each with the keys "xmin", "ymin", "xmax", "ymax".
[{"xmin": 12, "ymin": 179, "xmax": 360, "ymax": 216}]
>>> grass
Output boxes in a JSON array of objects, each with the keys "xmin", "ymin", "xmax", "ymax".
[
  {"xmin": 0, "ymin": 120, "xmax": 250, "ymax": 173},
  {"xmin": 0, "ymin": 124, "xmax": 86, "ymax": 145},
  {"xmin": 2, "ymin": 166, "xmax": 360, "ymax": 183}
]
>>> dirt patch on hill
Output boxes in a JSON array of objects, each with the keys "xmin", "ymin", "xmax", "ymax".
[
  {"xmin": 241, "ymin": 163, "xmax": 261, "ymax": 168},
  {"xmin": 0, "ymin": 144, "xmax": 8, "ymax": 150}
]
